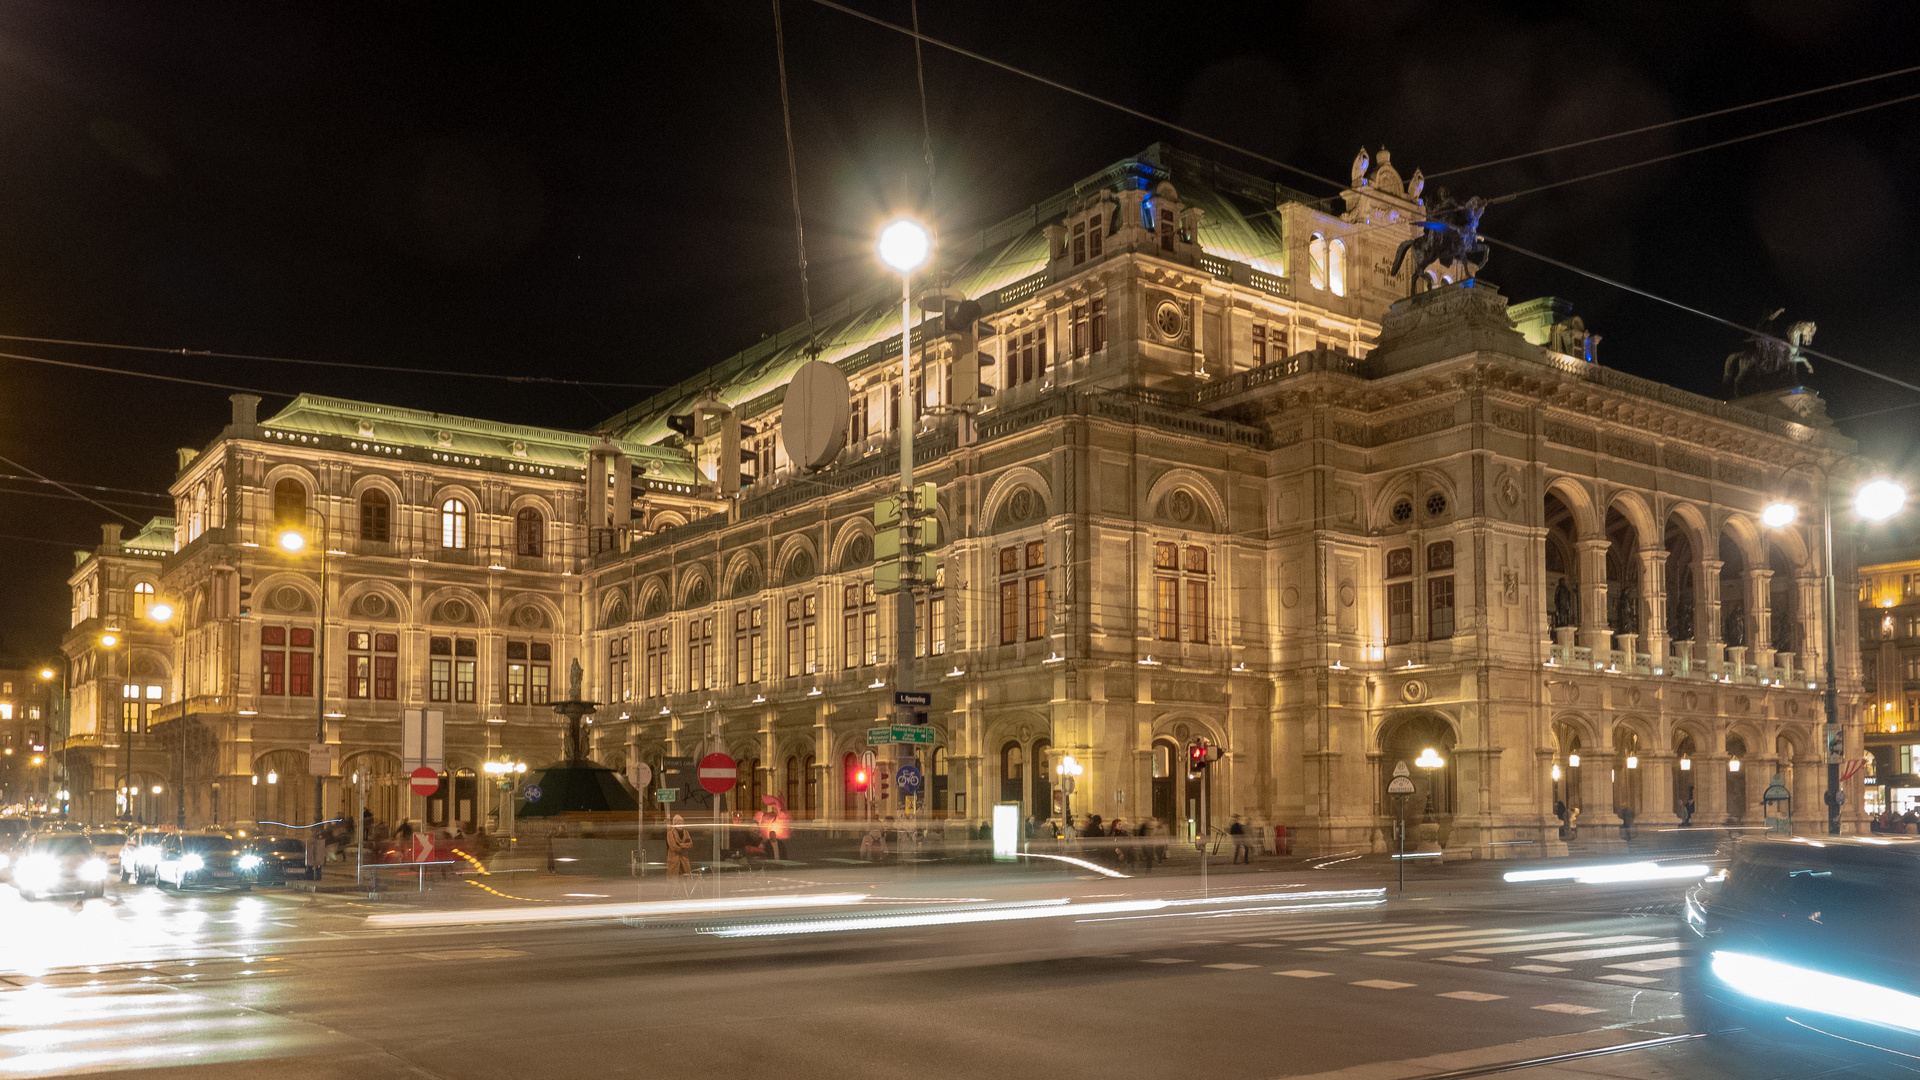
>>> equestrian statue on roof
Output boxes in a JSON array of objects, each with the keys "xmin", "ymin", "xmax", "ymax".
[{"xmin": 1390, "ymin": 189, "xmax": 1491, "ymax": 295}]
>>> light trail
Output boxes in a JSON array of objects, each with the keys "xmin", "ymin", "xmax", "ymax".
[
  {"xmin": 363, "ymin": 892, "xmax": 869, "ymax": 929},
  {"xmin": 702, "ymin": 889, "xmax": 1385, "ymax": 938},
  {"xmin": 1503, "ymin": 861, "xmax": 1711, "ymax": 885}
]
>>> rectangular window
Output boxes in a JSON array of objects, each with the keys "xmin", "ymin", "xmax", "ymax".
[
  {"xmin": 1026, "ymin": 574, "xmax": 1047, "ymax": 640},
  {"xmin": 644, "ymin": 632, "xmax": 664, "ymax": 699},
  {"xmin": 1155, "ymin": 542, "xmax": 1179, "ymax": 571},
  {"xmin": 1089, "ymin": 296, "xmax": 1105, "ymax": 353},
  {"xmin": 1071, "ymin": 221, "xmax": 1087, "ymax": 266},
  {"xmin": 1071, "ymin": 302, "xmax": 1088, "ymax": 358},
  {"xmin": 1252, "ymin": 323, "xmax": 1266, "ymax": 366},
  {"xmin": 1088, "ymin": 221, "xmax": 1103, "ymax": 260},
  {"xmin": 1387, "ymin": 582, "xmax": 1414, "ymax": 645},
  {"xmin": 1907, "ymin": 656, "xmax": 1920, "ymax": 681},
  {"xmin": 430, "ymin": 659, "xmax": 451, "ymax": 702},
  {"xmin": 1188, "ymin": 580, "xmax": 1209, "ymax": 644},
  {"xmin": 862, "ymin": 584, "xmax": 878, "ymax": 665},
  {"xmin": 349, "ymin": 655, "xmax": 371, "ymax": 699},
  {"xmin": 734, "ymin": 608, "xmax": 763, "ymax": 685},
  {"xmin": 374, "ymin": 633, "xmax": 398, "ymax": 700},
  {"xmin": 1386, "ymin": 547, "xmax": 1414, "ymax": 578},
  {"xmin": 1427, "ymin": 540, "xmax": 1454, "ymax": 572},
  {"xmin": 455, "ymin": 658, "xmax": 476, "ymax": 703},
  {"xmin": 289, "ymin": 627, "xmax": 313, "ymax": 696},
  {"xmin": 1157, "ymin": 578, "xmax": 1180, "ymax": 641},
  {"xmin": 261, "ymin": 648, "xmax": 285, "ymax": 696},
  {"xmin": 530, "ymin": 661, "xmax": 550, "ymax": 705},
  {"xmin": 1000, "ymin": 579, "xmax": 1020, "ymax": 645},
  {"xmin": 844, "ymin": 585, "xmax": 862, "ymax": 669},
  {"xmin": 507, "ymin": 662, "xmax": 526, "ymax": 704},
  {"xmin": 1428, "ymin": 577, "xmax": 1455, "ymax": 640}
]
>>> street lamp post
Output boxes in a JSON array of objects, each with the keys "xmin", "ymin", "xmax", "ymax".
[
  {"xmin": 278, "ymin": 516, "xmax": 332, "ymax": 833},
  {"xmin": 1763, "ymin": 465, "xmax": 1907, "ymax": 837},
  {"xmin": 878, "ymin": 218, "xmax": 931, "ymax": 802},
  {"xmin": 145, "ymin": 600, "xmax": 190, "ymax": 830},
  {"xmin": 98, "ymin": 631, "xmax": 127, "ymax": 825},
  {"xmin": 38, "ymin": 664, "xmax": 65, "ymax": 816},
  {"xmin": 1054, "ymin": 754, "xmax": 1081, "ymax": 826}
]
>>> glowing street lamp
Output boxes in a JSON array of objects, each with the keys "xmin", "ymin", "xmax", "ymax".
[
  {"xmin": 1766, "ymin": 465, "xmax": 1908, "ymax": 835},
  {"xmin": 877, "ymin": 219, "xmax": 931, "ymax": 273},
  {"xmin": 1054, "ymin": 754, "xmax": 1083, "ymax": 823},
  {"xmin": 147, "ymin": 601, "xmax": 175, "ymax": 624},
  {"xmin": 277, "ymin": 528, "xmax": 307, "ymax": 553}
]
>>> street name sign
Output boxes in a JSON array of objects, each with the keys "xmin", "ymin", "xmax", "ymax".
[
  {"xmin": 655, "ymin": 788, "xmax": 679, "ymax": 803},
  {"xmin": 893, "ymin": 691, "xmax": 932, "ymax": 707},
  {"xmin": 868, "ymin": 725, "xmax": 935, "ymax": 746}
]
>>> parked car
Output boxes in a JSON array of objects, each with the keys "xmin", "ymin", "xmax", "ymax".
[
  {"xmin": 86, "ymin": 829, "xmax": 128, "ymax": 877},
  {"xmin": 11, "ymin": 832, "xmax": 110, "ymax": 900},
  {"xmin": 238, "ymin": 837, "xmax": 308, "ymax": 884},
  {"xmin": 154, "ymin": 831, "xmax": 249, "ymax": 891},
  {"xmin": 0, "ymin": 818, "xmax": 31, "ymax": 880},
  {"xmin": 119, "ymin": 828, "xmax": 171, "ymax": 884},
  {"xmin": 1682, "ymin": 835, "xmax": 1920, "ymax": 1070}
]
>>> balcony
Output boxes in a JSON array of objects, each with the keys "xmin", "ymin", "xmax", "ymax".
[{"xmin": 1544, "ymin": 633, "xmax": 1813, "ymax": 688}]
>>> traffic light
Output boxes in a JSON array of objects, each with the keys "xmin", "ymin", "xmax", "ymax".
[
  {"xmin": 238, "ymin": 575, "xmax": 254, "ymax": 616},
  {"xmin": 850, "ymin": 764, "xmax": 870, "ymax": 793},
  {"xmin": 1189, "ymin": 742, "xmax": 1220, "ymax": 776},
  {"xmin": 666, "ymin": 413, "xmax": 696, "ymax": 439},
  {"xmin": 880, "ymin": 771, "xmax": 891, "ymax": 803}
]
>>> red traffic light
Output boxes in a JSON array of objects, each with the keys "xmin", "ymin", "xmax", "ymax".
[
  {"xmin": 851, "ymin": 768, "xmax": 870, "ymax": 792},
  {"xmin": 1189, "ymin": 742, "xmax": 1218, "ymax": 774}
]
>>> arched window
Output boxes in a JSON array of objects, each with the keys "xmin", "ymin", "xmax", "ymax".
[
  {"xmin": 273, "ymin": 479, "xmax": 307, "ymax": 526},
  {"xmin": 359, "ymin": 490, "xmax": 390, "ymax": 543},
  {"xmin": 1030, "ymin": 738, "xmax": 1053, "ymax": 820},
  {"xmin": 515, "ymin": 508, "xmax": 543, "ymax": 557},
  {"xmin": 189, "ymin": 482, "xmax": 208, "ymax": 541},
  {"xmin": 1000, "ymin": 741, "xmax": 1023, "ymax": 804},
  {"xmin": 1308, "ymin": 234, "xmax": 1329, "ymax": 292},
  {"xmin": 441, "ymin": 498, "xmax": 469, "ymax": 549},
  {"xmin": 784, "ymin": 755, "xmax": 799, "ymax": 814},
  {"xmin": 1328, "ymin": 238, "xmax": 1346, "ymax": 297},
  {"xmin": 803, "ymin": 752, "xmax": 817, "ymax": 817},
  {"xmin": 133, "ymin": 581, "xmax": 156, "ymax": 620}
]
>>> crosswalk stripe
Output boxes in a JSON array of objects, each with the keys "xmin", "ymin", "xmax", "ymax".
[
  {"xmin": 1274, "ymin": 969, "xmax": 1334, "ymax": 978},
  {"xmin": 1460, "ymin": 935, "xmax": 1656, "ymax": 955},
  {"xmin": 1512, "ymin": 964, "xmax": 1570, "ymax": 973},
  {"xmin": 1606, "ymin": 956, "xmax": 1688, "ymax": 972},
  {"xmin": 1527, "ymin": 941, "xmax": 1684, "ymax": 962},
  {"xmin": 1392, "ymin": 932, "xmax": 1590, "ymax": 952},
  {"xmin": 1212, "ymin": 920, "xmax": 1402, "ymax": 939},
  {"xmin": 1599, "ymin": 974, "xmax": 1662, "ymax": 985},
  {"xmin": 1327, "ymin": 927, "xmax": 1510, "ymax": 945},
  {"xmin": 1256, "ymin": 922, "xmax": 1425, "ymax": 941},
  {"xmin": 1438, "ymin": 991, "xmax": 1506, "ymax": 1001},
  {"xmin": 1534, "ymin": 1003, "xmax": 1604, "ymax": 1015},
  {"xmin": 1352, "ymin": 979, "xmax": 1415, "ymax": 990}
]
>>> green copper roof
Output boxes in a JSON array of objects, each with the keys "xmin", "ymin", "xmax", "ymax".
[
  {"xmin": 259, "ymin": 394, "xmax": 694, "ymax": 482},
  {"xmin": 601, "ymin": 144, "xmax": 1309, "ymax": 444},
  {"xmin": 126, "ymin": 517, "xmax": 175, "ymax": 553}
]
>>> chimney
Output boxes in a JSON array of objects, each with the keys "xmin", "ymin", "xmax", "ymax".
[
  {"xmin": 176, "ymin": 447, "xmax": 200, "ymax": 472},
  {"xmin": 230, "ymin": 393, "xmax": 260, "ymax": 428},
  {"xmin": 101, "ymin": 523, "xmax": 124, "ymax": 550}
]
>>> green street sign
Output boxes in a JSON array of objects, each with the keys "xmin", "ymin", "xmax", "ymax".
[
  {"xmin": 895, "ymin": 725, "xmax": 935, "ymax": 745},
  {"xmin": 655, "ymin": 788, "xmax": 679, "ymax": 802},
  {"xmin": 867, "ymin": 726, "xmax": 896, "ymax": 745}
]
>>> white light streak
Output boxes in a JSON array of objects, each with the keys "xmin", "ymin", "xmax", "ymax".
[
  {"xmin": 364, "ymin": 892, "xmax": 869, "ymax": 929},
  {"xmin": 1503, "ymin": 861, "xmax": 1711, "ymax": 885},
  {"xmin": 1713, "ymin": 951, "xmax": 1920, "ymax": 1034}
]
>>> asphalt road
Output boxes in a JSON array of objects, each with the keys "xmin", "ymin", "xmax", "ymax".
[{"xmin": 0, "ymin": 859, "xmax": 1885, "ymax": 1080}]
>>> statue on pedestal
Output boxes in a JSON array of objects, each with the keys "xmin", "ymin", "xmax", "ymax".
[
  {"xmin": 568, "ymin": 658, "xmax": 583, "ymax": 701},
  {"xmin": 1723, "ymin": 308, "xmax": 1816, "ymax": 396},
  {"xmin": 1390, "ymin": 192, "xmax": 1490, "ymax": 294}
]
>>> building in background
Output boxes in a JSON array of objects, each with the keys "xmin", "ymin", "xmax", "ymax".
[
  {"xmin": 0, "ymin": 663, "xmax": 55, "ymax": 809},
  {"xmin": 1857, "ymin": 538, "xmax": 1920, "ymax": 816},
  {"xmin": 52, "ymin": 144, "xmax": 1871, "ymax": 849}
]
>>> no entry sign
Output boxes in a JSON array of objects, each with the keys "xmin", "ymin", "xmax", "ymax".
[
  {"xmin": 409, "ymin": 766, "xmax": 441, "ymax": 796},
  {"xmin": 698, "ymin": 753, "xmax": 737, "ymax": 794}
]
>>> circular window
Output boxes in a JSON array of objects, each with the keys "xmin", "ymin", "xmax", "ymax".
[
  {"xmin": 359, "ymin": 593, "xmax": 389, "ymax": 618},
  {"xmin": 440, "ymin": 599, "xmax": 468, "ymax": 622},
  {"xmin": 273, "ymin": 586, "xmax": 304, "ymax": 611},
  {"xmin": 1154, "ymin": 300, "xmax": 1185, "ymax": 340},
  {"xmin": 1391, "ymin": 498, "xmax": 1414, "ymax": 524},
  {"xmin": 1426, "ymin": 492, "xmax": 1448, "ymax": 517}
]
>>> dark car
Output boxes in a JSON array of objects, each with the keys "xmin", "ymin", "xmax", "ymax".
[
  {"xmin": 238, "ymin": 838, "xmax": 308, "ymax": 883},
  {"xmin": 154, "ymin": 831, "xmax": 248, "ymax": 891},
  {"xmin": 11, "ymin": 832, "xmax": 111, "ymax": 900},
  {"xmin": 1682, "ymin": 835, "xmax": 1920, "ymax": 1069}
]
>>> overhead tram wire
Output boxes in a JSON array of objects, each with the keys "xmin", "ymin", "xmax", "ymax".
[
  {"xmin": 0, "ymin": 452, "xmax": 144, "ymax": 528},
  {"xmin": 1426, "ymin": 61, "xmax": 1920, "ymax": 180},
  {"xmin": 909, "ymin": 0, "xmax": 938, "ymax": 237},
  {"xmin": 1482, "ymin": 233, "xmax": 1920, "ymax": 400},
  {"xmin": 0, "ymin": 333, "xmax": 670, "ymax": 391},
  {"xmin": 804, "ymin": 0, "xmax": 1345, "ymax": 192},
  {"xmin": 0, "ymin": 348, "xmax": 285, "ymax": 397},
  {"xmin": 771, "ymin": 0, "xmax": 816, "ymax": 327}
]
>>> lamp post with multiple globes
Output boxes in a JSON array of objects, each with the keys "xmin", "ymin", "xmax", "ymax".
[{"xmin": 277, "ymin": 514, "xmax": 333, "ymax": 832}]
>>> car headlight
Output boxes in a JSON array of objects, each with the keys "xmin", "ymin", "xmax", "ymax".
[
  {"xmin": 181, "ymin": 854, "xmax": 204, "ymax": 872},
  {"xmin": 238, "ymin": 854, "xmax": 262, "ymax": 871},
  {"xmin": 14, "ymin": 854, "xmax": 58, "ymax": 889},
  {"xmin": 78, "ymin": 859, "xmax": 108, "ymax": 882}
]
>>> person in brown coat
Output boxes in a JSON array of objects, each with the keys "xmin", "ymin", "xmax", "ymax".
[{"xmin": 666, "ymin": 815, "xmax": 694, "ymax": 877}]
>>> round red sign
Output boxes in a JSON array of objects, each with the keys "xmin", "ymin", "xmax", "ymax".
[
  {"xmin": 698, "ymin": 752, "xmax": 737, "ymax": 794},
  {"xmin": 410, "ymin": 766, "xmax": 441, "ymax": 796}
]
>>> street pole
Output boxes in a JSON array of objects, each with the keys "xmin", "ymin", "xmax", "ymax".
[
  {"xmin": 315, "ymin": 512, "xmax": 330, "ymax": 835},
  {"xmin": 894, "ymin": 267, "xmax": 917, "ymax": 829},
  {"xmin": 1819, "ymin": 487, "xmax": 1841, "ymax": 837},
  {"xmin": 1396, "ymin": 794, "xmax": 1407, "ymax": 893},
  {"xmin": 118, "ymin": 645, "xmax": 129, "ymax": 826}
]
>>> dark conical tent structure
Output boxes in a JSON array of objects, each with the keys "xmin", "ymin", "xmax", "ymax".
[{"xmin": 517, "ymin": 761, "xmax": 638, "ymax": 817}]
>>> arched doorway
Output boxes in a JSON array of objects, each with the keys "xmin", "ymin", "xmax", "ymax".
[
  {"xmin": 1726, "ymin": 735, "xmax": 1749, "ymax": 820},
  {"xmin": 1720, "ymin": 535, "xmax": 1750, "ymax": 646},
  {"xmin": 931, "ymin": 748, "xmax": 949, "ymax": 816},
  {"xmin": 1381, "ymin": 714, "xmax": 1456, "ymax": 839},
  {"xmin": 119, "ymin": 771, "xmax": 167, "ymax": 826},
  {"xmin": 1664, "ymin": 516, "xmax": 1698, "ymax": 644},
  {"xmin": 842, "ymin": 751, "xmax": 862, "ymax": 820},
  {"xmin": 1030, "ymin": 738, "xmax": 1053, "ymax": 820},
  {"xmin": 999, "ymin": 741, "xmax": 1023, "ymax": 806},
  {"xmin": 1151, "ymin": 739, "xmax": 1178, "ymax": 831},
  {"xmin": 1673, "ymin": 734, "xmax": 1699, "ymax": 823},
  {"xmin": 343, "ymin": 752, "xmax": 404, "ymax": 833},
  {"xmin": 252, "ymin": 749, "xmax": 309, "ymax": 829}
]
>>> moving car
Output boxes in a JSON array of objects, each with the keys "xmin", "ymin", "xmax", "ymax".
[
  {"xmin": 86, "ymin": 829, "xmax": 128, "ymax": 877},
  {"xmin": 238, "ymin": 837, "xmax": 309, "ymax": 884},
  {"xmin": 1682, "ymin": 835, "xmax": 1920, "ymax": 1070},
  {"xmin": 11, "ymin": 832, "xmax": 110, "ymax": 900},
  {"xmin": 154, "ymin": 831, "xmax": 250, "ymax": 891},
  {"xmin": 119, "ymin": 828, "xmax": 170, "ymax": 884}
]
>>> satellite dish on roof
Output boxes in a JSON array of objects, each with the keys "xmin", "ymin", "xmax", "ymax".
[{"xmin": 781, "ymin": 360, "xmax": 850, "ymax": 472}]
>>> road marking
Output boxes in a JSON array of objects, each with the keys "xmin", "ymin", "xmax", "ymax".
[
  {"xmin": 1365, "ymin": 950, "xmax": 1414, "ymax": 957},
  {"xmin": 1528, "ymin": 941, "xmax": 1684, "ymax": 962},
  {"xmin": 1298, "ymin": 946, "xmax": 1345, "ymax": 952},
  {"xmin": 1275, "ymin": 969, "xmax": 1334, "ymax": 978},
  {"xmin": 1256, "ymin": 921, "xmax": 1421, "ymax": 940},
  {"xmin": 1534, "ymin": 1003, "xmax": 1605, "ymax": 1015},
  {"xmin": 1462, "ymin": 935, "xmax": 1656, "ymax": 955},
  {"xmin": 1238, "ymin": 942, "xmax": 1286, "ymax": 948},
  {"xmin": 1438, "ymin": 991, "xmax": 1507, "ymax": 1001},
  {"xmin": 1433, "ymin": 956, "xmax": 1490, "ymax": 964},
  {"xmin": 1327, "ymin": 926, "xmax": 1496, "ymax": 945},
  {"xmin": 1512, "ymin": 964, "xmax": 1570, "ymax": 973},
  {"xmin": 1599, "ymin": 974, "xmax": 1663, "ymax": 984},
  {"xmin": 408, "ymin": 948, "xmax": 527, "ymax": 961},
  {"xmin": 1205, "ymin": 963, "xmax": 1259, "ymax": 970},
  {"xmin": 1352, "ymin": 979, "xmax": 1416, "ymax": 990},
  {"xmin": 1395, "ymin": 931, "xmax": 1590, "ymax": 951},
  {"xmin": 1606, "ymin": 956, "xmax": 1688, "ymax": 972},
  {"xmin": 1140, "ymin": 958, "xmax": 1190, "ymax": 964}
]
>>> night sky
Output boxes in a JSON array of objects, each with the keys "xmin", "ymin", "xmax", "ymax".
[{"xmin": 2, "ymin": 0, "xmax": 1918, "ymax": 658}]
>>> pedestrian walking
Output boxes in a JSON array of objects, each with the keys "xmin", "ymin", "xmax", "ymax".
[
  {"xmin": 666, "ymin": 815, "xmax": 693, "ymax": 879},
  {"xmin": 1229, "ymin": 815, "xmax": 1252, "ymax": 864}
]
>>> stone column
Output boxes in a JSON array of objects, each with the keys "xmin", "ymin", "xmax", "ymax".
[
  {"xmin": 1696, "ymin": 754, "xmax": 1727, "ymax": 826},
  {"xmin": 1700, "ymin": 557, "xmax": 1724, "ymax": 648},
  {"xmin": 1580, "ymin": 751, "xmax": 1613, "ymax": 829},
  {"xmin": 1578, "ymin": 539, "xmax": 1612, "ymax": 652},
  {"xmin": 1749, "ymin": 567, "xmax": 1775, "ymax": 670},
  {"xmin": 1642, "ymin": 750, "xmax": 1679, "ymax": 825},
  {"xmin": 1797, "ymin": 574, "xmax": 1823, "ymax": 679},
  {"xmin": 1640, "ymin": 548, "xmax": 1670, "ymax": 665}
]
